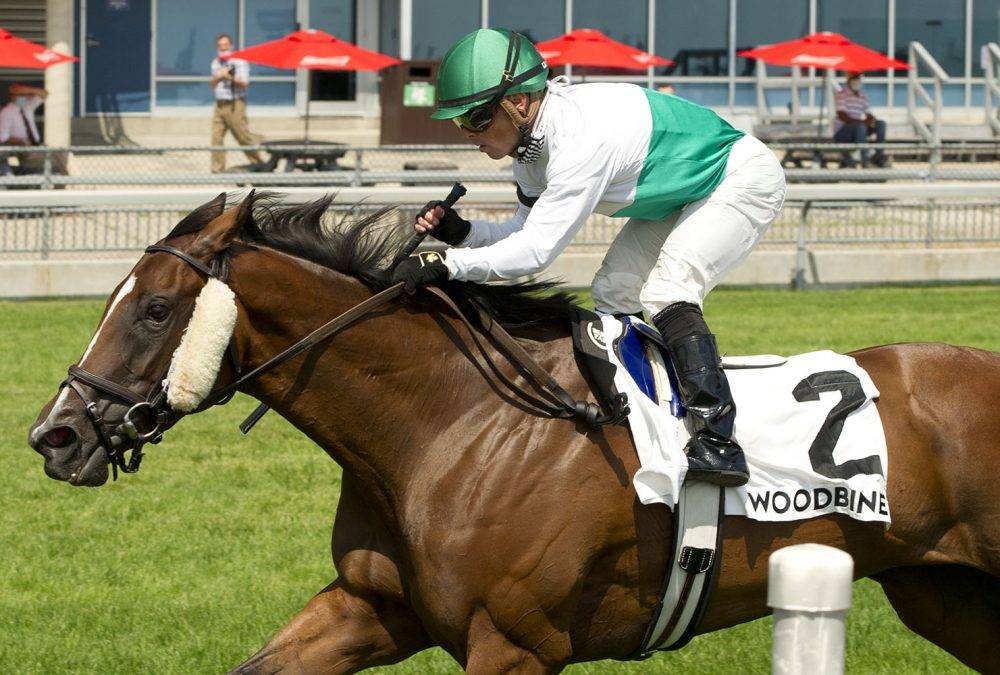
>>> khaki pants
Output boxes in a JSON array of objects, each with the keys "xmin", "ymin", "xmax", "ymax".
[{"xmin": 211, "ymin": 99, "xmax": 263, "ymax": 172}]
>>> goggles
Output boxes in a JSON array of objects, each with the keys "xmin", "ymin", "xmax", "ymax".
[{"xmin": 452, "ymin": 102, "xmax": 498, "ymax": 132}]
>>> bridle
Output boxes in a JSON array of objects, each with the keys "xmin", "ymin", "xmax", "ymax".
[
  {"xmin": 60, "ymin": 244, "xmax": 243, "ymax": 479},
  {"xmin": 58, "ymin": 241, "xmax": 629, "ymax": 480}
]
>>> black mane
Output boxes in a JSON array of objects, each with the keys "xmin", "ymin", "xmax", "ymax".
[{"xmin": 196, "ymin": 192, "xmax": 580, "ymax": 329}]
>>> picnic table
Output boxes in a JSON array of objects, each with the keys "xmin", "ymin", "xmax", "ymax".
[{"xmin": 260, "ymin": 139, "xmax": 349, "ymax": 173}]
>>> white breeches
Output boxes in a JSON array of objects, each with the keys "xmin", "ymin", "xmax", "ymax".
[{"xmin": 591, "ymin": 134, "xmax": 786, "ymax": 317}]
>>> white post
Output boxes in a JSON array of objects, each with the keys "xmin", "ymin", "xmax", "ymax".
[
  {"xmin": 45, "ymin": 0, "xmax": 74, "ymax": 151},
  {"xmin": 768, "ymin": 543, "xmax": 853, "ymax": 675}
]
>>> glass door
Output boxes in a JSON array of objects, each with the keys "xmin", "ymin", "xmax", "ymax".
[{"xmin": 84, "ymin": 0, "xmax": 152, "ymax": 114}]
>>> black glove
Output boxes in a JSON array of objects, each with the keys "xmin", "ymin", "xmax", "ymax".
[
  {"xmin": 417, "ymin": 200, "xmax": 471, "ymax": 246},
  {"xmin": 391, "ymin": 251, "xmax": 450, "ymax": 293}
]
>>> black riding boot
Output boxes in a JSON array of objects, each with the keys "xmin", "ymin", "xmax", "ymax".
[{"xmin": 652, "ymin": 303, "xmax": 749, "ymax": 487}]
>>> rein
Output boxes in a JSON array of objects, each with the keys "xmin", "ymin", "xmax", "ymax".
[{"xmin": 61, "ymin": 243, "xmax": 628, "ymax": 479}]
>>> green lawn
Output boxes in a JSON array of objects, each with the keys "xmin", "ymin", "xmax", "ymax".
[{"xmin": 2, "ymin": 285, "xmax": 997, "ymax": 674}]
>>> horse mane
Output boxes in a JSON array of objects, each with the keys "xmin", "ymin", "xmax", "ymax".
[{"xmin": 171, "ymin": 191, "xmax": 580, "ymax": 330}]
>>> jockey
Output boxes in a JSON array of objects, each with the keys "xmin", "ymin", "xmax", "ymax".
[{"xmin": 392, "ymin": 28, "xmax": 786, "ymax": 487}]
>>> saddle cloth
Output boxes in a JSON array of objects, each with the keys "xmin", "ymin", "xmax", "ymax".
[{"xmin": 585, "ymin": 315, "xmax": 890, "ymax": 525}]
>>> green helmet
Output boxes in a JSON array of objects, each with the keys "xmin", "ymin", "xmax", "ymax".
[{"xmin": 432, "ymin": 29, "xmax": 548, "ymax": 120}]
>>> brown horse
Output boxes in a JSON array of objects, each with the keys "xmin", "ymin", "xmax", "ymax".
[{"xmin": 28, "ymin": 193, "xmax": 1000, "ymax": 673}]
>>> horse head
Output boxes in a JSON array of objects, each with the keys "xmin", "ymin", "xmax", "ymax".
[{"xmin": 27, "ymin": 191, "xmax": 253, "ymax": 486}]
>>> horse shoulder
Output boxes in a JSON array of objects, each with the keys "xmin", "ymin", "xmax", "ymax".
[{"xmin": 331, "ymin": 470, "xmax": 408, "ymax": 604}]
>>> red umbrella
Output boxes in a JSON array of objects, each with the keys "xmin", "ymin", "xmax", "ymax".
[
  {"xmin": 739, "ymin": 32, "xmax": 908, "ymax": 138},
  {"xmin": 0, "ymin": 27, "xmax": 77, "ymax": 69},
  {"xmin": 738, "ymin": 31, "xmax": 908, "ymax": 72},
  {"xmin": 224, "ymin": 29, "xmax": 401, "ymax": 139},
  {"xmin": 224, "ymin": 29, "xmax": 400, "ymax": 72},
  {"xmin": 535, "ymin": 29, "xmax": 672, "ymax": 71}
]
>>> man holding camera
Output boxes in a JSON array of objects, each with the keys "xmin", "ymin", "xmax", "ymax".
[{"xmin": 210, "ymin": 33, "xmax": 263, "ymax": 173}]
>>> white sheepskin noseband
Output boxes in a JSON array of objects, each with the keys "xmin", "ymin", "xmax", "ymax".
[{"xmin": 166, "ymin": 278, "xmax": 238, "ymax": 412}]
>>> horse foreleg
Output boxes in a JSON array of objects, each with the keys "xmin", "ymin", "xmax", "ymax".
[
  {"xmin": 229, "ymin": 579, "xmax": 430, "ymax": 675},
  {"xmin": 463, "ymin": 608, "xmax": 563, "ymax": 675},
  {"xmin": 874, "ymin": 564, "xmax": 1000, "ymax": 674}
]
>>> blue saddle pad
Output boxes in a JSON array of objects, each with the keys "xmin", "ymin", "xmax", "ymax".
[{"xmin": 613, "ymin": 317, "xmax": 685, "ymax": 418}]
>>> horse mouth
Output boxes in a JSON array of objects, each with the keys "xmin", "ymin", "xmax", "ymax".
[{"xmin": 42, "ymin": 445, "xmax": 110, "ymax": 487}]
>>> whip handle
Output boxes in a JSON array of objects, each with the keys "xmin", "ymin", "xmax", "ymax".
[{"xmin": 396, "ymin": 181, "xmax": 467, "ymax": 263}]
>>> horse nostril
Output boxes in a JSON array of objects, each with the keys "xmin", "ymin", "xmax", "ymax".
[{"xmin": 43, "ymin": 426, "xmax": 76, "ymax": 448}]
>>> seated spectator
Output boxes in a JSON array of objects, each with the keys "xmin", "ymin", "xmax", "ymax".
[
  {"xmin": 834, "ymin": 72, "xmax": 889, "ymax": 168},
  {"xmin": 0, "ymin": 83, "xmax": 46, "ymax": 174}
]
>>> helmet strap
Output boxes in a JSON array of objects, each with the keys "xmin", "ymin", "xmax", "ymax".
[{"xmin": 501, "ymin": 92, "xmax": 546, "ymax": 163}]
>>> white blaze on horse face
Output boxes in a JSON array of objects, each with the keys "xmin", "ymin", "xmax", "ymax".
[{"xmin": 79, "ymin": 274, "xmax": 137, "ymax": 367}]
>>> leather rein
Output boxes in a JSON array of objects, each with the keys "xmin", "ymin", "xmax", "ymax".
[{"xmin": 60, "ymin": 243, "xmax": 629, "ymax": 479}]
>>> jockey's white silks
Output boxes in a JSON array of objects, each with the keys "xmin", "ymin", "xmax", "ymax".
[
  {"xmin": 166, "ymin": 278, "xmax": 237, "ymax": 412},
  {"xmin": 599, "ymin": 316, "xmax": 891, "ymax": 525}
]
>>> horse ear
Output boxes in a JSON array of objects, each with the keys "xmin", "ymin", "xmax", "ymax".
[
  {"xmin": 165, "ymin": 192, "xmax": 227, "ymax": 240},
  {"xmin": 190, "ymin": 189, "xmax": 256, "ymax": 260}
]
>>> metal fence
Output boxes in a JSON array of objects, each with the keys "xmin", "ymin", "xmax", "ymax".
[
  {"xmin": 2, "ymin": 186, "xmax": 998, "ymax": 262},
  {"xmin": 6, "ymin": 141, "xmax": 1000, "ymax": 189}
]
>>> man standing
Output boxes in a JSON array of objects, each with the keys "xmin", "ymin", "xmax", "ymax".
[
  {"xmin": 0, "ymin": 83, "xmax": 46, "ymax": 174},
  {"xmin": 834, "ymin": 72, "xmax": 888, "ymax": 167},
  {"xmin": 210, "ymin": 33, "xmax": 263, "ymax": 173}
]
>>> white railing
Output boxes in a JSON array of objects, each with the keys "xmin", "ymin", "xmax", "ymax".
[
  {"xmin": 7, "ymin": 182, "xmax": 1000, "ymax": 210},
  {"xmin": 754, "ymin": 62, "xmax": 816, "ymax": 126},
  {"xmin": 983, "ymin": 42, "xmax": 1000, "ymax": 136},
  {"xmin": 907, "ymin": 41, "xmax": 950, "ymax": 162}
]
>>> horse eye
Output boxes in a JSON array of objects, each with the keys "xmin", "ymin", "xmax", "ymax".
[{"xmin": 147, "ymin": 302, "xmax": 170, "ymax": 322}]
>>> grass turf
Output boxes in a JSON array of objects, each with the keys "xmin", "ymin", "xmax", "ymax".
[{"xmin": 2, "ymin": 285, "xmax": 997, "ymax": 673}]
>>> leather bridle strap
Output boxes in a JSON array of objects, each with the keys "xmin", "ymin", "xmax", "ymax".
[
  {"xmin": 145, "ymin": 244, "xmax": 216, "ymax": 278},
  {"xmin": 423, "ymin": 286, "xmax": 628, "ymax": 426},
  {"xmin": 211, "ymin": 283, "xmax": 625, "ymax": 430},
  {"xmin": 206, "ymin": 283, "xmax": 408, "ymax": 407},
  {"xmin": 66, "ymin": 364, "xmax": 147, "ymax": 406}
]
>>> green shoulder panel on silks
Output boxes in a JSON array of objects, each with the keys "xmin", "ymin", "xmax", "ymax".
[{"xmin": 614, "ymin": 88, "xmax": 745, "ymax": 221}]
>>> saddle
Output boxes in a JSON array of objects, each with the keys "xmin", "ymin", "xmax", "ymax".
[{"xmin": 571, "ymin": 307, "xmax": 682, "ymax": 420}]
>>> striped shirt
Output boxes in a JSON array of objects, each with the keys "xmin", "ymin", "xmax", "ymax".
[
  {"xmin": 211, "ymin": 56, "xmax": 250, "ymax": 101},
  {"xmin": 834, "ymin": 87, "xmax": 869, "ymax": 131}
]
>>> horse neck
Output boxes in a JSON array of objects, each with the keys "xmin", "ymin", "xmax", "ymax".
[{"xmin": 225, "ymin": 246, "xmax": 506, "ymax": 506}]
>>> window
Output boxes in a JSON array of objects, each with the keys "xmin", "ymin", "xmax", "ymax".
[
  {"xmin": 380, "ymin": 0, "xmax": 400, "ymax": 56},
  {"xmin": 973, "ymin": 0, "xmax": 1000, "ymax": 74},
  {"xmin": 411, "ymin": 0, "xmax": 480, "ymax": 60},
  {"xmin": 155, "ymin": 0, "xmax": 236, "ymax": 77},
  {"xmin": 656, "ymin": 0, "xmax": 728, "ymax": 76},
  {"xmin": 895, "ymin": 0, "xmax": 965, "ymax": 77},
  {"xmin": 309, "ymin": 0, "xmax": 357, "ymax": 102},
  {"xmin": 246, "ymin": 0, "xmax": 297, "ymax": 77},
  {"xmin": 736, "ymin": 0, "xmax": 809, "ymax": 76},
  {"xmin": 817, "ymin": 0, "xmax": 887, "ymax": 54},
  {"xmin": 574, "ymin": 0, "xmax": 647, "ymax": 49},
  {"xmin": 154, "ymin": 0, "xmax": 295, "ymax": 107},
  {"xmin": 489, "ymin": 0, "xmax": 565, "ymax": 44}
]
